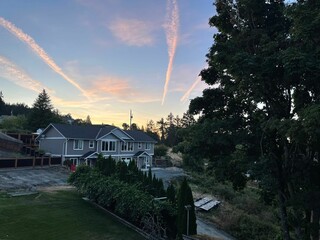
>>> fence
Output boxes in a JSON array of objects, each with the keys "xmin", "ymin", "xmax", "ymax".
[{"xmin": 0, "ymin": 156, "xmax": 62, "ymax": 169}]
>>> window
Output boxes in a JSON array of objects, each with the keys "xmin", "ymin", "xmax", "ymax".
[
  {"xmin": 89, "ymin": 140, "xmax": 95, "ymax": 148},
  {"xmin": 121, "ymin": 142, "xmax": 134, "ymax": 152},
  {"xmin": 101, "ymin": 141, "xmax": 116, "ymax": 152},
  {"xmin": 138, "ymin": 142, "xmax": 142, "ymax": 149},
  {"xmin": 74, "ymin": 140, "xmax": 83, "ymax": 150},
  {"xmin": 145, "ymin": 143, "xmax": 151, "ymax": 150}
]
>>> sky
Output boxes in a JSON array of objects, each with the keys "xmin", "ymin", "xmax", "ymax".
[{"xmin": 0, "ymin": 0, "xmax": 216, "ymax": 127}]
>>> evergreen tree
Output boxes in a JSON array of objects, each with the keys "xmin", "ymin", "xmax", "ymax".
[
  {"xmin": 176, "ymin": 178, "xmax": 196, "ymax": 237},
  {"xmin": 28, "ymin": 89, "xmax": 60, "ymax": 130},
  {"xmin": 116, "ymin": 160, "xmax": 128, "ymax": 182},
  {"xmin": 166, "ymin": 184, "xmax": 176, "ymax": 204},
  {"xmin": 145, "ymin": 120, "xmax": 160, "ymax": 141},
  {"xmin": 157, "ymin": 118, "xmax": 167, "ymax": 143},
  {"xmin": 96, "ymin": 155, "xmax": 116, "ymax": 177},
  {"xmin": 85, "ymin": 115, "xmax": 92, "ymax": 125}
]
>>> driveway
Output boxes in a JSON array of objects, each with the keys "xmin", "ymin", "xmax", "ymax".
[
  {"xmin": 0, "ymin": 166, "xmax": 70, "ymax": 192},
  {"xmin": 150, "ymin": 167, "xmax": 187, "ymax": 188}
]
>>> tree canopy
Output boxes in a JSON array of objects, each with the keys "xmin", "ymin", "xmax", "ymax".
[{"xmin": 179, "ymin": 1, "xmax": 320, "ymax": 239}]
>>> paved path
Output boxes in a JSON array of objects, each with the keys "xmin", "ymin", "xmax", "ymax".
[
  {"xmin": 197, "ymin": 218, "xmax": 236, "ymax": 240},
  {"xmin": 150, "ymin": 167, "xmax": 187, "ymax": 188},
  {"xmin": 0, "ymin": 166, "xmax": 69, "ymax": 192}
]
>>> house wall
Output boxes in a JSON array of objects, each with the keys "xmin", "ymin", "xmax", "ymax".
[
  {"xmin": 39, "ymin": 139, "xmax": 66, "ymax": 155},
  {"xmin": 97, "ymin": 134, "xmax": 121, "ymax": 155},
  {"xmin": 65, "ymin": 139, "xmax": 96, "ymax": 156},
  {"xmin": 43, "ymin": 127, "xmax": 64, "ymax": 138}
]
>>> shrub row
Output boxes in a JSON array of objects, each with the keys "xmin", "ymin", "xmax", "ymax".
[{"xmin": 68, "ymin": 166, "xmax": 153, "ymax": 225}]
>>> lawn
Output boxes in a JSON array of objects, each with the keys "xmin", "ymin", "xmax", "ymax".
[{"xmin": 0, "ymin": 189, "xmax": 145, "ymax": 240}]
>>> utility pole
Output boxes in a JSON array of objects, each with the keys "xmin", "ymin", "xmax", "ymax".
[
  {"xmin": 129, "ymin": 110, "xmax": 133, "ymax": 130},
  {"xmin": 185, "ymin": 205, "xmax": 191, "ymax": 236}
]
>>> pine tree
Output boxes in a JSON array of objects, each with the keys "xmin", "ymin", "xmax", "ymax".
[
  {"xmin": 176, "ymin": 178, "xmax": 196, "ymax": 237},
  {"xmin": 28, "ymin": 89, "xmax": 60, "ymax": 130},
  {"xmin": 166, "ymin": 184, "xmax": 176, "ymax": 204}
]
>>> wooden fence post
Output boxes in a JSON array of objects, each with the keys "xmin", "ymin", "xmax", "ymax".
[
  {"xmin": 49, "ymin": 156, "xmax": 51, "ymax": 166},
  {"xmin": 15, "ymin": 158, "xmax": 18, "ymax": 168},
  {"xmin": 41, "ymin": 157, "xmax": 43, "ymax": 167},
  {"xmin": 33, "ymin": 157, "xmax": 36, "ymax": 168}
]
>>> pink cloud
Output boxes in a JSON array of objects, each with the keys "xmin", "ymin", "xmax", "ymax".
[{"xmin": 108, "ymin": 18, "xmax": 155, "ymax": 46}]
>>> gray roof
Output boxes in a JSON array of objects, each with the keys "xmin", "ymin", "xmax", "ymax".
[
  {"xmin": 133, "ymin": 151, "xmax": 151, "ymax": 157},
  {"xmin": 41, "ymin": 124, "xmax": 157, "ymax": 142},
  {"xmin": 125, "ymin": 130, "xmax": 157, "ymax": 142},
  {"xmin": 81, "ymin": 151, "xmax": 98, "ymax": 159},
  {"xmin": 50, "ymin": 123, "xmax": 115, "ymax": 139}
]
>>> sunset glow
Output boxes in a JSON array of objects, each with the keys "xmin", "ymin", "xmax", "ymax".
[{"xmin": 0, "ymin": 0, "xmax": 215, "ymax": 127}]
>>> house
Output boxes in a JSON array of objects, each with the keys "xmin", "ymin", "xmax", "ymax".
[{"xmin": 37, "ymin": 123, "xmax": 157, "ymax": 169}]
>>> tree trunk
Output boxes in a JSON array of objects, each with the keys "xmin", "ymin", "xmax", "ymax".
[
  {"xmin": 311, "ymin": 208, "xmax": 320, "ymax": 240},
  {"xmin": 278, "ymin": 190, "xmax": 291, "ymax": 240},
  {"xmin": 305, "ymin": 210, "xmax": 311, "ymax": 239}
]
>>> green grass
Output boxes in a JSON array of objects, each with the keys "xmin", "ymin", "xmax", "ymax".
[{"xmin": 0, "ymin": 190, "xmax": 145, "ymax": 240}]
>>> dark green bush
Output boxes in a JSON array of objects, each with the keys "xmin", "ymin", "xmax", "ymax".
[
  {"xmin": 154, "ymin": 144, "xmax": 168, "ymax": 157},
  {"xmin": 230, "ymin": 214, "xmax": 280, "ymax": 240}
]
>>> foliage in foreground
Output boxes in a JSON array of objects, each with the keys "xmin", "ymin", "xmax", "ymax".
[
  {"xmin": 69, "ymin": 154, "xmax": 197, "ymax": 239},
  {"xmin": 177, "ymin": 1, "xmax": 320, "ymax": 239},
  {"xmin": 68, "ymin": 163, "xmax": 177, "ymax": 238}
]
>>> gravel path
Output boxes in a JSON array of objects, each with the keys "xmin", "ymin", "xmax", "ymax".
[{"xmin": 0, "ymin": 166, "xmax": 70, "ymax": 192}]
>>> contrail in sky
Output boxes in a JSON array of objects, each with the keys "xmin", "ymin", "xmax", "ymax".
[
  {"xmin": 180, "ymin": 76, "xmax": 201, "ymax": 103},
  {"xmin": 0, "ymin": 17, "xmax": 89, "ymax": 99},
  {"xmin": 0, "ymin": 56, "xmax": 44, "ymax": 93},
  {"xmin": 161, "ymin": 0, "xmax": 179, "ymax": 105}
]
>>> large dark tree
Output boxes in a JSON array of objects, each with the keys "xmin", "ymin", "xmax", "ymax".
[
  {"xmin": 182, "ymin": 1, "xmax": 320, "ymax": 239},
  {"xmin": 28, "ymin": 89, "xmax": 61, "ymax": 130}
]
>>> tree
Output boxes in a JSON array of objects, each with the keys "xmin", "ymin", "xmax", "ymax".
[
  {"xmin": 122, "ymin": 123, "xmax": 129, "ymax": 130},
  {"xmin": 28, "ymin": 89, "xmax": 60, "ymax": 130},
  {"xmin": 183, "ymin": 1, "xmax": 320, "ymax": 239},
  {"xmin": 176, "ymin": 178, "xmax": 196, "ymax": 237},
  {"xmin": 0, "ymin": 115, "xmax": 28, "ymax": 132},
  {"xmin": 180, "ymin": 112, "xmax": 196, "ymax": 128},
  {"xmin": 166, "ymin": 184, "xmax": 176, "ymax": 204},
  {"xmin": 165, "ymin": 113, "xmax": 179, "ymax": 147},
  {"xmin": 0, "ymin": 91, "xmax": 5, "ymax": 114},
  {"xmin": 154, "ymin": 144, "xmax": 168, "ymax": 158},
  {"xmin": 130, "ymin": 123, "xmax": 139, "ymax": 130},
  {"xmin": 157, "ymin": 118, "xmax": 167, "ymax": 143},
  {"xmin": 96, "ymin": 155, "xmax": 116, "ymax": 177},
  {"xmin": 145, "ymin": 120, "xmax": 159, "ymax": 141},
  {"xmin": 85, "ymin": 115, "xmax": 92, "ymax": 125}
]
